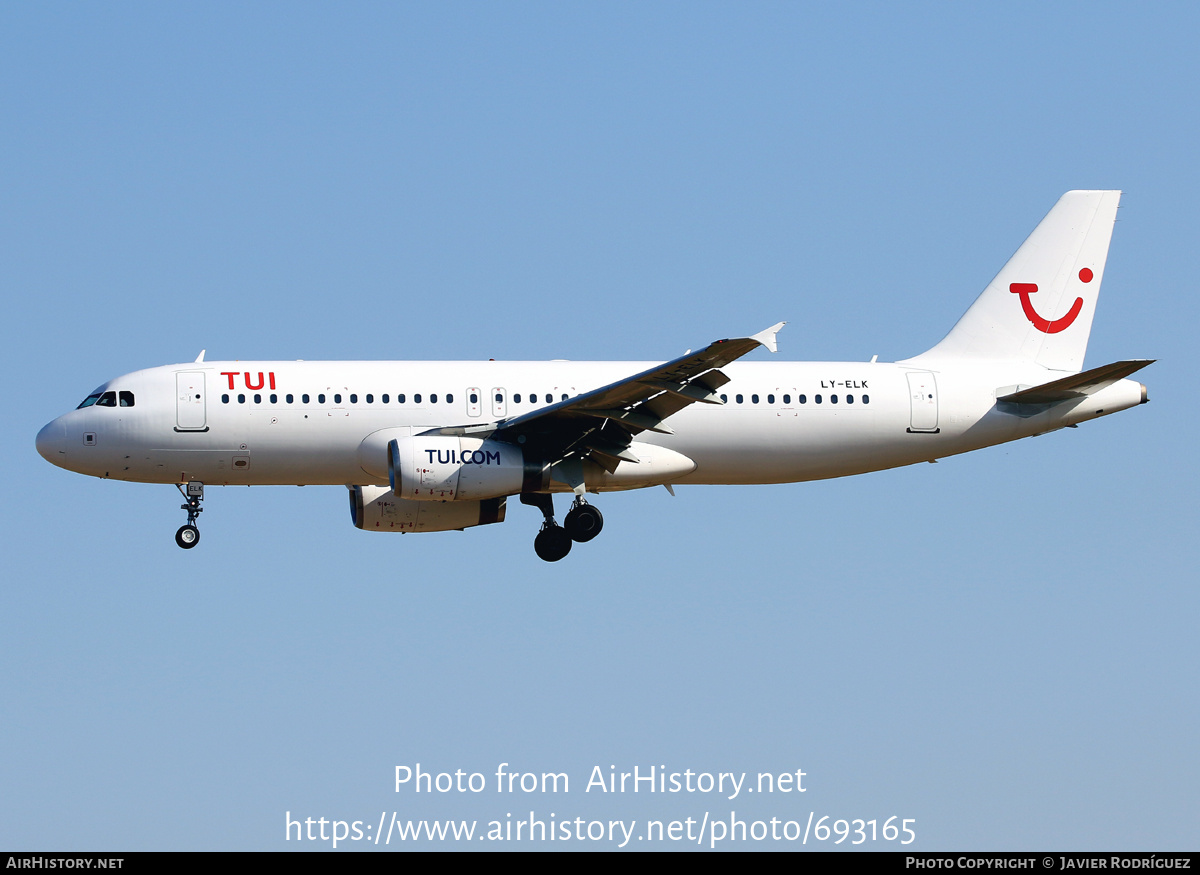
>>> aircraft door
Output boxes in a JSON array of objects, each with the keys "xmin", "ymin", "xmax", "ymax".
[
  {"xmin": 906, "ymin": 371, "xmax": 939, "ymax": 433},
  {"xmin": 467, "ymin": 387, "xmax": 482, "ymax": 417},
  {"xmin": 491, "ymin": 387, "xmax": 507, "ymax": 418},
  {"xmin": 176, "ymin": 371, "xmax": 207, "ymax": 431}
]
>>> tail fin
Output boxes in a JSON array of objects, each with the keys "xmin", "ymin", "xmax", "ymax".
[{"xmin": 911, "ymin": 190, "xmax": 1121, "ymax": 372}]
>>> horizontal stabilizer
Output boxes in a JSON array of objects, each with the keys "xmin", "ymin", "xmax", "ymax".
[{"xmin": 997, "ymin": 359, "xmax": 1154, "ymax": 405}]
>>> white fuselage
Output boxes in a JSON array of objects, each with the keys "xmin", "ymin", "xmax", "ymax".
[
  {"xmin": 31, "ymin": 192, "xmax": 1150, "ymax": 559},
  {"xmin": 36, "ymin": 357, "xmax": 1146, "ymax": 490}
]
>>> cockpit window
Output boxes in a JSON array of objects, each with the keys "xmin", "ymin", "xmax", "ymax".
[
  {"xmin": 94, "ymin": 391, "xmax": 117, "ymax": 407},
  {"xmin": 119, "ymin": 391, "xmax": 135, "ymax": 407},
  {"xmin": 76, "ymin": 393, "xmax": 102, "ymax": 409}
]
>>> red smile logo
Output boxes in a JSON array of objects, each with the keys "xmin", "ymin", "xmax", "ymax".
[{"xmin": 1010, "ymin": 268, "xmax": 1092, "ymax": 334}]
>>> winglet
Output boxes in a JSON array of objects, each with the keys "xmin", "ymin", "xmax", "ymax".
[
  {"xmin": 195, "ymin": 350, "xmax": 206, "ymax": 363},
  {"xmin": 751, "ymin": 322, "xmax": 786, "ymax": 354}
]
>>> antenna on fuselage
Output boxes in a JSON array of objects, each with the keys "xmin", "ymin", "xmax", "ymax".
[{"xmin": 195, "ymin": 350, "xmax": 206, "ymax": 363}]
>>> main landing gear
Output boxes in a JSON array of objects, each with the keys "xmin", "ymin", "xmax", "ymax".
[
  {"xmin": 175, "ymin": 481, "xmax": 204, "ymax": 549},
  {"xmin": 564, "ymin": 500, "xmax": 603, "ymax": 542},
  {"xmin": 522, "ymin": 493, "xmax": 605, "ymax": 562}
]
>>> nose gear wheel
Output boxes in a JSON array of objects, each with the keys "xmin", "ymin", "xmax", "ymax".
[{"xmin": 175, "ymin": 524, "xmax": 200, "ymax": 549}]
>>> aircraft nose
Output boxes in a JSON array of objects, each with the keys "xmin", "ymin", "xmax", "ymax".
[{"xmin": 36, "ymin": 419, "xmax": 66, "ymax": 465}]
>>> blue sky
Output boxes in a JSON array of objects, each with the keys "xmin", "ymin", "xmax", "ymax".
[{"xmin": 2, "ymin": 2, "xmax": 1195, "ymax": 850}]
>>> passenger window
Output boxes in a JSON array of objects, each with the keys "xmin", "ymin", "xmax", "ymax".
[
  {"xmin": 350, "ymin": 394, "xmax": 357, "ymax": 404},
  {"xmin": 238, "ymin": 394, "xmax": 246, "ymax": 404},
  {"xmin": 414, "ymin": 394, "xmax": 422, "ymax": 404},
  {"xmin": 815, "ymin": 394, "xmax": 822, "ymax": 404},
  {"xmin": 830, "ymin": 394, "xmax": 838, "ymax": 404},
  {"xmin": 95, "ymin": 391, "xmax": 117, "ymax": 407},
  {"xmin": 222, "ymin": 394, "xmax": 230, "ymax": 404},
  {"xmin": 119, "ymin": 391, "xmax": 135, "ymax": 407},
  {"xmin": 767, "ymin": 394, "xmax": 775, "ymax": 404},
  {"xmin": 446, "ymin": 393, "xmax": 453, "ymax": 404},
  {"xmin": 514, "ymin": 394, "xmax": 522, "ymax": 403},
  {"xmin": 334, "ymin": 394, "xmax": 342, "ymax": 404},
  {"xmin": 302, "ymin": 394, "xmax": 310, "ymax": 404},
  {"xmin": 286, "ymin": 394, "xmax": 294, "ymax": 403},
  {"xmin": 318, "ymin": 394, "xmax": 326, "ymax": 404},
  {"xmin": 799, "ymin": 394, "xmax": 807, "ymax": 404},
  {"xmin": 254, "ymin": 394, "xmax": 262, "ymax": 404},
  {"xmin": 366, "ymin": 394, "xmax": 373, "ymax": 404},
  {"xmin": 783, "ymin": 394, "xmax": 791, "ymax": 404},
  {"xmin": 398, "ymin": 394, "xmax": 406, "ymax": 404},
  {"xmin": 495, "ymin": 393, "xmax": 502, "ymax": 403},
  {"xmin": 77, "ymin": 393, "xmax": 102, "ymax": 409},
  {"xmin": 862, "ymin": 394, "xmax": 869, "ymax": 404},
  {"xmin": 545, "ymin": 394, "xmax": 552, "ymax": 403},
  {"xmin": 751, "ymin": 394, "xmax": 759, "ymax": 404},
  {"xmin": 470, "ymin": 393, "xmax": 478, "ymax": 404},
  {"xmin": 736, "ymin": 394, "xmax": 743, "ymax": 404},
  {"xmin": 270, "ymin": 393, "xmax": 277, "ymax": 403},
  {"xmin": 846, "ymin": 394, "xmax": 854, "ymax": 404},
  {"xmin": 561, "ymin": 393, "xmax": 568, "ymax": 401},
  {"xmin": 382, "ymin": 394, "xmax": 389, "ymax": 404},
  {"xmin": 431, "ymin": 394, "xmax": 438, "ymax": 403},
  {"xmin": 720, "ymin": 394, "xmax": 728, "ymax": 403}
]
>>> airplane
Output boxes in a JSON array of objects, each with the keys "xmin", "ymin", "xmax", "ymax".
[{"xmin": 36, "ymin": 191, "xmax": 1152, "ymax": 561}]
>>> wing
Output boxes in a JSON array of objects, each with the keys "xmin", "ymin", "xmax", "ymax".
[{"xmin": 427, "ymin": 322, "xmax": 785, "ymax": 474}]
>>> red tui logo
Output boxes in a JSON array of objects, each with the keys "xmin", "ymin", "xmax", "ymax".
[{"xmin": 1010, "ymin": 268, "xmax": 1092, "ymax": 334}]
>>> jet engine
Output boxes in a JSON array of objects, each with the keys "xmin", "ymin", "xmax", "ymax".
[
  {"xmin": 349, "ymin": 485, "xmax": 506, "ymax": 533},
  {"xmin": 388, "ymin": 436, "xmax": 525, "ymax": 501}
]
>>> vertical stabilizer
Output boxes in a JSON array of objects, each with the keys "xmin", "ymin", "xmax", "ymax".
[{"xmin": 910, "ymin": 190, "xmax": 1121, "ymax": 372}]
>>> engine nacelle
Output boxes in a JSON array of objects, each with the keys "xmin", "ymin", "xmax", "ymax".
[
  {"xmin": 388, "ymin": 436, "xmax": 524, "ymax": 501},
  {"xmin": 349, "ymin": 485, "xmax": 506, "ymax": 533}
]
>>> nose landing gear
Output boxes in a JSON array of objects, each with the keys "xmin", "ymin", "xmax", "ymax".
[{"xmin": 175, "ymin": 481, "xmax": 204, "ymax": 549}]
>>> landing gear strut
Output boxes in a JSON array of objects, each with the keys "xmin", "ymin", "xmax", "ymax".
[
  {"xmin": 175, "ymin": 481, "xmax": 204, "ymax": 549},
  {"xmin": 522, "ymin": 493, "xmax": 572, "ymax": 562}
]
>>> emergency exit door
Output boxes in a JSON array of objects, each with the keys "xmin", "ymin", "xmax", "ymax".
[
  {"xmin": 175, "ymin": 371, "xmax": 207, "ymax": 431},
  {"xmin": 906, "ymin": 371, "xmax": 939, "ymax": 433}
]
